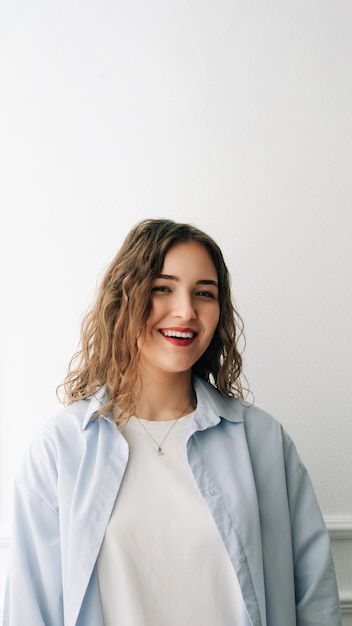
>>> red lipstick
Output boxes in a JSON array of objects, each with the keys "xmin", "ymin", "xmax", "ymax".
[{"xmin": 159, "ymin": 327, "xmax": 198, "ymax": 347}]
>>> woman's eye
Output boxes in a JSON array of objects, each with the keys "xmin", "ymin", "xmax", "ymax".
[
  {"xmin": 151, "ymin": 286, "xmax": 171, "ymax": 293},
  {"xmin": 197, "ymin": 290, "xmax": 215, "ymax": 299}
]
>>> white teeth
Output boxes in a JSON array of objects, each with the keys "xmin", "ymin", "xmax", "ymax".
[{"xmin": 163, "ymin": 330, "xmax": 195, "ymax": 339}]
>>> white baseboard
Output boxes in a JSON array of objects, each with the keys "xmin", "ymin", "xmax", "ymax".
[
  {"xmin": 341, "ymin": 591, "xmax": 352, "ymax": 615},
  {"xmin": 325, "ymin": 516, "xmax": 352, "ymax": 616},
  {"xmin": 325, "ymin": 515, "xmax": 352, "ymax": 540}
]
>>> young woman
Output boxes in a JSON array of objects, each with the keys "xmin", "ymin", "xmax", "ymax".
[{"xmin": 4, "ymin": 219, "xmax": 341, "ymax": 625}]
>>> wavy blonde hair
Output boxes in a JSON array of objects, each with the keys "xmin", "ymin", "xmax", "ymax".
[{"xmin": 58, "ymin": 218, "xmax": 246, "ymax": 421}]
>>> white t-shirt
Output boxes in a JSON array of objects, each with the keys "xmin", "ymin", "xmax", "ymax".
[{"xmin": 97, "ymin": 412, "xmax": 246, "ymax": 625}]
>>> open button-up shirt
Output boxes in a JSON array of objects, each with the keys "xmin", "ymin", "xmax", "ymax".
[{"xmin": 3, "ymin": 377, "xmax": 341, "ymax": 625}]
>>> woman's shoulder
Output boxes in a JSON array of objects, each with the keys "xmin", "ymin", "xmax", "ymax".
[
  {"xmin": 36, "ymin": 398, "xmax": 95, "ymax": 441},
  {"xmin": 196, "ymin": 378, "xmax": 298, "ymax": 464},
  {"xmin": 37, "ymin": 386, "xmax": 109, "ymax": 440},
  {"xmin": 16, "ymin": 393, "xmax": 110, "ymax": 502},
  {"xmin": 22, "ymin": 392, "xmax": 109, "ymax": 471},
  {"xmin": 228, "ymin": 396, "xmax": 304, "ymax": 480}
]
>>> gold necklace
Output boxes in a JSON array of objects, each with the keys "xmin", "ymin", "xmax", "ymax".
[{"xmin": 136, "ymin": 400, "xmax": 194, "ymax": 455}]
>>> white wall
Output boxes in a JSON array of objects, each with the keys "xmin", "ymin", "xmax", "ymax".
[{"xmin": 1, "ymin": 0, "xmax": 351, "ymax": 621}]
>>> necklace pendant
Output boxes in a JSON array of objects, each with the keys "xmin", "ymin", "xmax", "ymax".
[{"xmin": 157, "ymin": 446, "xmax": 164, "ymax": 456}]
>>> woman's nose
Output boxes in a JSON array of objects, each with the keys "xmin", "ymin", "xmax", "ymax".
[{"xmin": 172, "ymin": 293, "xmax": 196, "ymax": 319}]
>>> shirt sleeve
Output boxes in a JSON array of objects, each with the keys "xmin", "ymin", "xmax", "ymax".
[
  {"xmin": 3, "ymin": 424, "xmax": 65, "ymax": 626},
  {"xmin": 283, "ymin": 432, "xmax": 342, "ymax": 626}
]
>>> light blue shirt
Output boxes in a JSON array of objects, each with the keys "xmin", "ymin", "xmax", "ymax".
[{"xmin": 4, "ymin": 377, "xmax": 341, "ymax": 625}]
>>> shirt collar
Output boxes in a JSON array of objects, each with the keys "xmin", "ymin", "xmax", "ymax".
[
  {"xmin": 192, "ymin": 376, "xmax": 244, "ymax": 430},
  {"xmin": 82, "ymin": 386, "xmax": 110, "ymax": 430},
  {"xmin": 82, "ymin": 376, "xmax": 244, "ymax": 431}
]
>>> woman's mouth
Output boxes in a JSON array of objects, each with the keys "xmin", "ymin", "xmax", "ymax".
[{"xmin": 159, "ymin": 328, "xmax": 198, "ymax": 346}]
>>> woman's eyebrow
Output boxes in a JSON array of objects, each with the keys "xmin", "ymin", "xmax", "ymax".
[
  {"xmin": 197, "ymin": 279, "xmax": 219, "ymax": 288},
  {"xmin": 157, "ymin": 274, "xmax": 218, "ymax": 287},
  {"xmin": 157, "ymin": 274, "xmax": 178, "ymax": 281}
]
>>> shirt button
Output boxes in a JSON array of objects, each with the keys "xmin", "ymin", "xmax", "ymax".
[
  {"xmin": 238, "ymin": 554, "xmax": 246, "ymax": 563},
  {"xmin": 206, "ymin": 488, "xmax": 215, "ymax": 496}
]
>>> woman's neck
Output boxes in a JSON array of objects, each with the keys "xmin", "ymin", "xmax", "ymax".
[{"xmin": 135, "ymin": 370, "xmax": 196, "ymax": 421}]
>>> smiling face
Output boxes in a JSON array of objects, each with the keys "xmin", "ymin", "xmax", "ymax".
[{"xmin": 138, "ymin": 241, "xmax": 220, "ymax": 381}]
